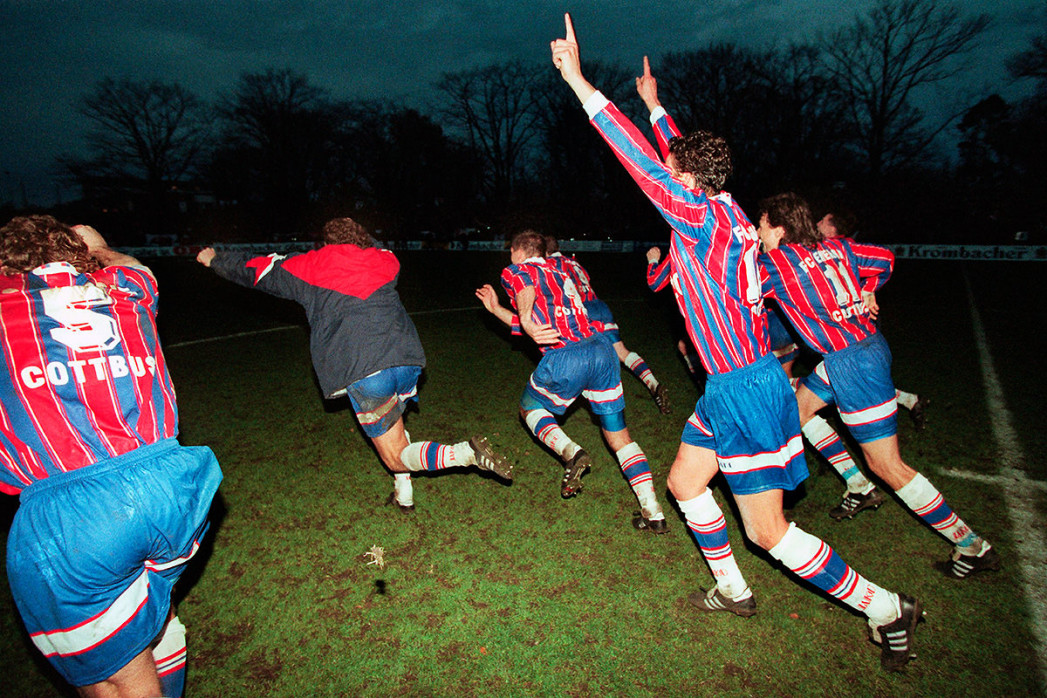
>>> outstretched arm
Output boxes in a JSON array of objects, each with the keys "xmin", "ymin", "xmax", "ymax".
[
  {"xmin": 550, "ymin": 13, "xmax": 597, "ymax": 105},
  {"xmin": 476, "ymin": 284, "xmax": 514, "ymax": 326}
]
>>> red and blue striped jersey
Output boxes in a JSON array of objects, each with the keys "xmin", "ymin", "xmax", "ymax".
[
  {"xmin": 0, "ymin": 262, "xmax": 177, "ymax": 493},
  {"xmin": 759, "ymin": 238, "xmax": 894, "ymax": 354},
  {"xmin": 546, "ymin": 252, "xmax": 597, "ymax": 302},
  {"xmin": 500, "ymin": 257, "xmax": 603, "ymax": 353},
  {"xmin": 646, "ymin": 255, "xmax": 672, "ymax": 292},
  {"xmin": 585, "ymin": 93, "xmax": 768, "ymax": 375}
]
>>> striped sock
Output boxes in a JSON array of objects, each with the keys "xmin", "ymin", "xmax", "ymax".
[
  {"xmin": 678, "ymin": 490, "xmax": 749, "ymax": 599},
  {"xmin": 400, "ymin": 441, "xmax": 469, "ymax": 471},
  {"xmin": 154, "ymin": 615, "xmax": 187, "ymax": 698},
  {"xmin": 524, "ymin": 409, "xmax": 579, "ymax": 460},
  {"xmin": 624, "ymin": 351, "xmax": 659, "ymax": 392},
  {"xmin": 769, "ymin": 523, "xmax": 898, "ymax": 626},
  {"xmin": 802, "ymin": 416, "xmax": 872, "ymax": 493},
  {"xmin": 895, "ymin": 473, "xmax": 981, "ymax": 551},
  {"xmin": 615, "ymin": 442, "xmax": 662, "ymax": 519}
]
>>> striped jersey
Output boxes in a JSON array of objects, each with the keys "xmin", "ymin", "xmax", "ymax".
[
  {"xmin": 500, "ymin": 257, "xmax": 603, "ymax": 353},
  {"xmin": 0, "ymin": 262, "xmax": 178, "ymax": 493},
  {"xmin": 759, "ymin": 238, "xmax": 894, "ymax": 354},
  {"xmin": 646, "ymin": 254, "xmax": 672, "ymax": 292},
  {"xmin": 585, "ymin": 93, "xmax": 768, "ymax": 375},
  {"xmin": 546, "ymin": 252, "xmax": 597, "ymax": 302}
]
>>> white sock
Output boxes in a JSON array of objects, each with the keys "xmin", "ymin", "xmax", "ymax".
[{"xmin": 393, "ymin": 472, "xmax": 413, "ymax": 507}]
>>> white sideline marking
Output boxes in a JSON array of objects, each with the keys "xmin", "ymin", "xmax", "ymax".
[
  {"xmin": 944, "ymin": 271, "xmax": 1047, "ymax": 692},
  {"xmin": 165, "ymin": 306, "xmax": 481, "ymax": 349}
]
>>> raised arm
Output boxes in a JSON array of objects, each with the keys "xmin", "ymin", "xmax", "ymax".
[
  {"xmin": 73, "ymin": 225, "xmax": 149, "ymax": 272},
  {"xmin": 550, "ymin": 13, "xmax": 597, "ymax": 105},
  {"xmin": 635, "ymin": 56, "xmax": 661, "ymax": 113}
]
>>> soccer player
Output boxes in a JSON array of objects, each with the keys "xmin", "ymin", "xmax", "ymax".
[
  {"xmin": 818, "ymin": 208, "xmax": 930, "ymax": 431},
  {"xmin": 551, "ymin": 19, "xmax": 921, "ymax": 670},
  {"xmin": 475, "ymin": 230, "xmax": 667, "ymax": 532},
  {"xmin": 196, "ymin": 217, "xmax": 511, "ymax": 512},
  {"xmin": 544, "ymin": 235, "xmax": 670, "ymax": 414},
  {"xmin": 648, "ymin": 243, "xmax": 872, "ymax": 519},
  {"xmin": 757, "ymin": 192, "xmax": 998, "ymax": 578},
  {"xmin": 0, "ymin": 216, "xmax": 223, "ymax": 698}
]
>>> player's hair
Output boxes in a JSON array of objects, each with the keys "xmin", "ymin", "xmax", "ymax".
[
  {"xmin": 822, "ymin": 208, "xmax": 859, "ymax": 239},
  {"xmin": 510, "ymin": 230, "xmax": 546, "ymax": 259},
  {"xmin": 759, "ymin": 192, "xmax": 820, "ymax": 249},
  {"xmin": 322, "ymin": 217, "xmax": 373, "ymax": 248},
  {"xmin": 0, "ymin": 215, "xmax": 100, "ymax": 274},
  {"xmin": 542, "ymin": 234, "xmax": 560, "ymax": 254},
  {"xmin": 668, "ymin": 130, "xmax": 733, "ymax": 193}
]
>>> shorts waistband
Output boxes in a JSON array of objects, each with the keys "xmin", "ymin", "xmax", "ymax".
[
  {"xmin": 20, "ymin": 438, "xmax": 180, "ymax": 503},
  {"xmin": 705, "ymin": 351, "xmax": 778, "ymax": 385},
  {"xmin": 826, "ymin": 331, "xmax": 884, "ymax": 360}
]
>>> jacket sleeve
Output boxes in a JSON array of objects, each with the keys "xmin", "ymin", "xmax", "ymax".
[{"xmin": 210, "ymin": 250, "xmax": 309, "ymax": 304}]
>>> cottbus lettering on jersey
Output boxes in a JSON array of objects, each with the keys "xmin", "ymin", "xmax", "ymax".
[{"xmin": 19, "ymin": 355, "xmax": 157, "ymax": 389}]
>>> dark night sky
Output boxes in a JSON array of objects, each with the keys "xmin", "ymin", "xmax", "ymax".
[{"xmin": 0, "ymin": 0, "xmax": 1041, "ymax": 206}]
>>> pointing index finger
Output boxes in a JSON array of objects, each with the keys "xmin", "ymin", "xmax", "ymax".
[
  {"xmin": 643, "ymin": 55, "xmax": 651, "ymax": 77},
  {"xmin": 564, "ymin": 12, "xmax": 576, "ymax": 42}
]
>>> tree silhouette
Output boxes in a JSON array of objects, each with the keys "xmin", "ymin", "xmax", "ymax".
[
  {"xmin": 212, "ymin": 68, "xmax": 336, "ymax": 236},
  {"xmin": 61, "ymin": 77, "xmax": 207, "ymax": 230},
  {"xmin": 436, "ymin": 60, "xmax": 543, "ymax": 209},
  {"xmin": 822, "ymin": 0, "xmax": 989, "ymax": 177}
]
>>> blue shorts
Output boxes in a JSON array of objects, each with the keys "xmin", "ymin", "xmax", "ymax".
[
  {"xmin": 800, "ymin": 332, "xmax": 898, "ymax": 443},
  {"xmin": 521, "ymin": 335, "xmax": 624, "ymax": 416},
  {"xmin": 767, "ymin": 307, "xmax": 799, "ymax": 365},
  {"xmin": 6, "ymin": 438, "xmax": 222, "ymax": 687},
  {"xmin": 346, "ymin": 366, "xmax": 422, "ymax": 438},
  {"xmin": 682, "ymin": 353, "xmax": 808, "ymax": 495},
  {"xmin": 584, "ymin": 299, "xmax": 621, "ymax": 344}
]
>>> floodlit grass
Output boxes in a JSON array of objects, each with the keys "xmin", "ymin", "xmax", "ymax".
[{"xmin": 1, "ymin": 253, "xmax": 1043, "ymax": 696}]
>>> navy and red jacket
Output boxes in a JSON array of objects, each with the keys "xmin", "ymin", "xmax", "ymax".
[{"xmin": 210, "ymin": 244, "xmax": 425, "ymax": 398}]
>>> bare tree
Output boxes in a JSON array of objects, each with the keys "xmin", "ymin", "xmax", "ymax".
[
  {"xmin": 822, "ymin": 0, "xmax": 990, "ymax": 176},
  {"xmin": 212, "ymin": 68, "xmax": 336, "ymax": 235},
  {"xmin": 436, "ymin": 60, "xmax": 543, "ymax": 206},
  {"xmin": 1008, "ymin": 32, "xmax": 1047, "ymax": 85},
  {"xmin": 62, "ymin": 77, "xmax": 206, "ymax": 216}
]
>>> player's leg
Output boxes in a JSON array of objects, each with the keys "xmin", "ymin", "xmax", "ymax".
[
  {"xmin": 150, "ymin": 612, "xmax": 187, "ymax": 698},
  {"xmin": 521, "ymin": 345, "xmax": 595, "ymax": 496},
  {"xmin": 353, "ymin": 368, "xmax": 513, "ymax": 508},
  {"xmin": 600, "ymin": 420, "xmax": 667, "ymax": 532},
  {"xmin": 614, "ymin": 339, "xmax": 669, "ymax": 414},
  {"xmin": 372, "ymin": 417, "xmax": 513, "ymax": 481},
  {"xmin": 76, "ymin": 648, "xmax": 163, "ymax": 698},
  {"xmin": 895, "ymin": 388, "xmax": 930, "ymax": 430},
  {"xmin": 860, "ymin": 436, "xmax": 998, "ymax": 578},
  {"xmin": 735, "ymin": 489, "xmax": 922, "ymax": 671},
  {"xmin": 668, "ymin": 440, "xmax": 756, "ymax": 615},
  {"xmin": 798, "ymin": 367, "xmax": 882, "ymax": 519}
]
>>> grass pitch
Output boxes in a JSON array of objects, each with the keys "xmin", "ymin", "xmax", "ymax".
[{"xmin": 1, "ymin": 252, "xmax": 1043, "ymax": 696}]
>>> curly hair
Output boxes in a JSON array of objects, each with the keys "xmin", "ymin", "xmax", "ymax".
[
  {"xmin": 0, "ymin": 215, "xmax": 100, "ymax": 274},
  {"xmin": 759, "ymin": 193, "xmax": 820, "ymax": 249},
  {"xmin": 667, "ymin": 130, "xmax": 733, "ymax": 193},
  {"xmin": 510, "ymin": 229, "xmax": 546, "ymax": 259},
  {"xmin": 322, "ymin": 217, "xmax": 373, "ymax": 248},
  {"xmin": 542, "ymin": 234, "xmax": 560, "ymax": 254}
]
